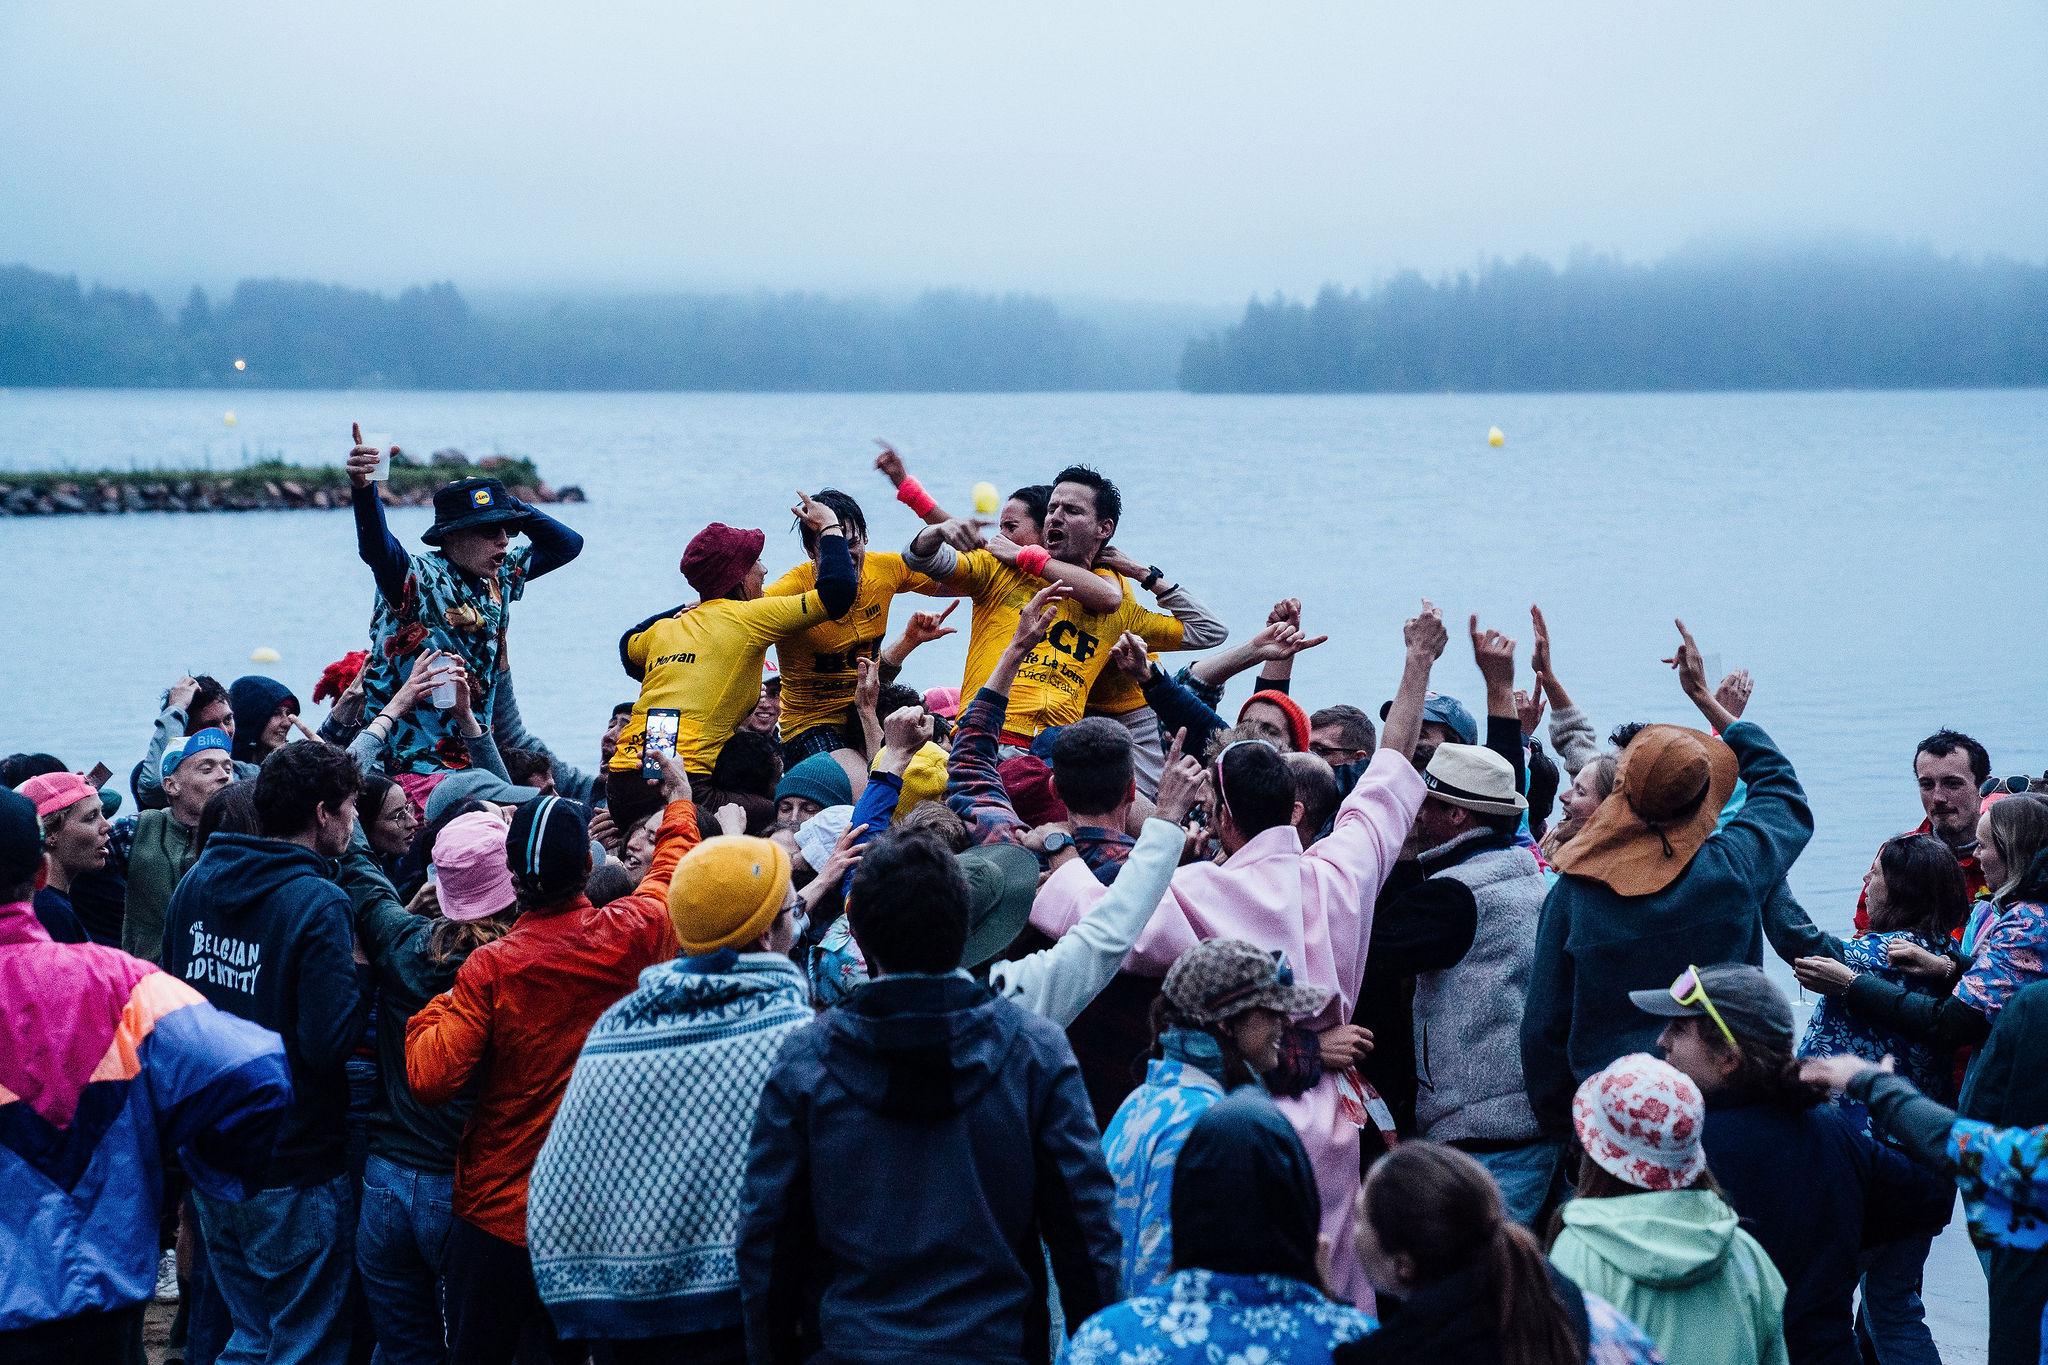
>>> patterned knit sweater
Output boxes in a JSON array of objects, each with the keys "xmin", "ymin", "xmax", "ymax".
[{"xmin": 527, "ymin": 950, "xmax": 811, "ymax": 1340}]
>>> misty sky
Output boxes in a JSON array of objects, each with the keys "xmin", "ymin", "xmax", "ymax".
[{"xmin": 4, "ymin": 1, "xmax": 2043, "ymax": 304}]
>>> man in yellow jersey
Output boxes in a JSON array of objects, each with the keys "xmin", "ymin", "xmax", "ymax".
[
  {"xmin": 877, "ymin": 447, "xmax": 1222, "ymax": 791},
  {"xmin": 610, "ymin": 495, "xmax": 857, "ymax": 823},
  {"xmin": 903, "ymin": 465, "xmax": 1226, "ymax": 746},
  {"xmin": 762, "ymin": 489, "xmax": 951, "ymax": 766}
]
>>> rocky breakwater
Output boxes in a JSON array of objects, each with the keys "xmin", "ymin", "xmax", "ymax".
[{"xmin": 0, "ymin": 449, "xmax": 585, "ymax": 517}]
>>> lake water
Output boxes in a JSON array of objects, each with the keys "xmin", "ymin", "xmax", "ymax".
[{"xmin": 5, "ymin": 385, "xmax": 2046, "ymax": 940}]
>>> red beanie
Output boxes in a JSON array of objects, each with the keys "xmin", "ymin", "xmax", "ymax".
[
  {"xmin": 1000, "ymin": 756, "xmax": 1069, "ymax": 827},
  {"xmin": 681, "ymin": 524, "xmax": 766, "ymax": 598},
  {"xmin": 1239, "ymin": 689, "xmax": 1312, "ymax": 752}
]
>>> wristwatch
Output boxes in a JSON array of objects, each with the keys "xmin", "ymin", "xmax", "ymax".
[
  {"xmin": 1141, "ymin": 565, "xmax": 1165, "ymax": 592},
  {"xmin": 1042, "ymin": 832, "xmax": 1075, "ymax": 857}
]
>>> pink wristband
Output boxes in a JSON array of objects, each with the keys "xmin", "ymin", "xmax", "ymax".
[
  {"xmin": 1016, "ymin": 545, "xmax": 1051, "ymax": 577},
  {"xmin": 895, "ymin": 476, "xmax": 938, "ymax": 519}
]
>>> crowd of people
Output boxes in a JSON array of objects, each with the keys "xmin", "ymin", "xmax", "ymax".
[{"xmin": 6, "ymin": 432, "xmax": 2047, "ymax": 1365}]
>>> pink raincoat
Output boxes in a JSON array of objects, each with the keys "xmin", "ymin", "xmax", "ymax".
[{"xmin": 1030, "ymin": 749, "xmax": 1423, "ymax": 1306}]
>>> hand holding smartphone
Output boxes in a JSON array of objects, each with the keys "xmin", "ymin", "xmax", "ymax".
[{"xmin": 642, "ymin": 708, "xmax": 681, "ymax": 776}]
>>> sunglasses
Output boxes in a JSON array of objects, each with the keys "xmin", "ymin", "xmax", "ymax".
[
  {"xmin": 1981, "ymin": 775, "xmax": 2043, "ymax": 797},
  {"xmin": 1213, "ymin": 737, "xmax": 1279, "ymax": 821},
  {"xmin": 1670, "ymin": 964, "xmax": 1739, "ymax": 1052}
]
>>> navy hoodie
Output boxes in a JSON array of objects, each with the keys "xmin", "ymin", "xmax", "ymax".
[{"xmin": 164, "ymin": 832, "xmax": 366, "ymax": 1186}]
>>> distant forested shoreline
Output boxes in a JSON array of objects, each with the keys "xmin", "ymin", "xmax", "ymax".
[
  {"xmin": 3, "ymin": 245, "xmax": 2043, "ymax": 394},
  {"xmin": 1180, "ymin": 245, "xmax": 2048, "ymax": 393},
  {"xmin": 0, "ymin": 267, "xmax": 1185, "ymax": 391}
]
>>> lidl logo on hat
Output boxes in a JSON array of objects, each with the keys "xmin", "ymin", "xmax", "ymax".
[{"xmin": 471, "ymin": 488, "xmax": 494, "ymax": 507}]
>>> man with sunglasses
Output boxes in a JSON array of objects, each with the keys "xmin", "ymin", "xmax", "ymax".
[{"xmin": 1633, "ymin": 965, "xmax": 1950, "ymax": 1365}]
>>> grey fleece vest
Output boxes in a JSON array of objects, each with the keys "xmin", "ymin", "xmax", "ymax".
[{"xmin": 1413, "ymin": 839, "xmax": 1548, "ymax": 1143}]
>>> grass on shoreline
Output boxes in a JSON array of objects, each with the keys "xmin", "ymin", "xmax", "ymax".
[{"xmin": 1, "ymin": 456, "xmax": 543, "ymax": 495}]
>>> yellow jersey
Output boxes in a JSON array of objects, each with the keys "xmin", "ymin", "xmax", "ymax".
[
  {"xmin": 612, "ymin": 589, "xmax": 839, "ymax": 774},
  {"xmin": 764, "ymin": 552, "xmax": 942, "ymax": 740},
  {"xmin": 946, "ymin": 550, "xmax": 1185, "ymax": 738}
]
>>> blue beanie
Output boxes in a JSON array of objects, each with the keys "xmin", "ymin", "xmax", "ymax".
[
  {"xmin": 776, "ymin": 753, "xmax": 853, "ymax": 810},
  {"xmin": 229, "ymin": 676, "xmax": 300, "ymax": 762}
]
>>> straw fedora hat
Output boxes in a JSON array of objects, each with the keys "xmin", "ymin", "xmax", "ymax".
[
  {"xmin": 1551, "ymin": 724, "xmax": 1737, "ymax": 896},
  {"xmin": 1422, "ymin": 743, "xmax": 1528, "ymax": 817}
]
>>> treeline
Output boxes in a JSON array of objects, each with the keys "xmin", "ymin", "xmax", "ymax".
[
  {"xmin": 1179, "ymin": 245, "xmax": 2048, "ymax": 392},
  {"xmin": 0, "ymin": 266, "xmax": 1170, "ymax": 390}
]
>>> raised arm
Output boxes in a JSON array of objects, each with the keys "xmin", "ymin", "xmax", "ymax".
[
  {"xmin": 946, "ymin": 585, "xmax": 1069, "ymax": 846},
  {"xmin": 347, "ymin": 425, "xmax": 411, "ymax": 604},
  {"xmin": 988, "ymin": 736, "xmax": 1204, "ymax": 1024},
  {"xmin": 1381, "ymin": 599, "xmax": 1448, "ymax": 765},
  {"xmin": 875, "ymin": 440, "xmax": 955, "ymax": 528},
  {"xmin": 519, "ymin": 504, "xmax": 583, "ymax": 580},
  {"xmin": 1188, "ymin": 612, "xmax": 1327, "ymax": 693},
  {"xmin": 795, "ymin": 491, "xmax": 859, "ymax": 620},
  {"xmin": 1470, "ymin": 614, "xmax": 1527, "ymax": 793}
]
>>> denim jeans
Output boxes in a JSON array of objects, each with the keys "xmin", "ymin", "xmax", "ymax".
[
  {"xmin": 1468, "ymin": 1139, "xmax": 1566, "ymax": 1228},
  {"xmin": 356, "ymin": 1154, "xmax": 455, "ymax": 1365},
  {"xmin": 1857, "ymin": 1234, "xmax": 1941, "ymax": 1365},
  {"xmin": 193, "ymin": 1175, "xmax": 357, "ymax": 1365}
]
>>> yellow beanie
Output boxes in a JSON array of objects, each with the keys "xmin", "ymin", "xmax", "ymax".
[
  {"xmin": 666, "ymin": 835, "xmax": 791, "ymax": 955},
  {"xmin": 892, "ymin": 742, "xmax": 949, "ymax": 817}
]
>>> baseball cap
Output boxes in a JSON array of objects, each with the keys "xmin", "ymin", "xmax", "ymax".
[
  {"xmin": 1378, "ymin": 691, "xmax": 1479, "ymax": 746},
  {"xmin": 163, "ymin": 727, "xmax": 233, "ymax": 782},
  {"xmin": 1629, "ymin": 962, "xmax": 1793, "ymax": 1052}
]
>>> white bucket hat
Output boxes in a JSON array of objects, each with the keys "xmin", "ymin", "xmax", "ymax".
[{"xmin": 1422, "ymin": 743, "xmax": 1528, "ymax": 817}]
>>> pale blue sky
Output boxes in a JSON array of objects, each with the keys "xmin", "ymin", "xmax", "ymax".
[{"xmin": 3, "ymin": 0, "xmax": 2042, "ymax": 302}]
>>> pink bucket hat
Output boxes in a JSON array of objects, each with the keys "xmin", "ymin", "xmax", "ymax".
[
  {"xmin": 433, "ymin": 811, "xmax": 516, "ymax": 923},
  {"xmin": 923, "ymin": 686, "xmax": 962, "ymax": 720},
  {"xmin": 1572, "ymin": 1053, "xmax": 1707, "ymax": 1192},
  {"xmin": 19, "ymin": 772, "xmax": 98, "ymax": 821}
]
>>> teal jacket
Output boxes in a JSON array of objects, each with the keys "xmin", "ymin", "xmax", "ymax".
[
  {"xmin": 1519, "ymin": 721, "xmax": 1812, "ymax": 1131},
  {"xmin": 1551, "ymin": 1189, "xmax": 1788, "ymax": 1365}
]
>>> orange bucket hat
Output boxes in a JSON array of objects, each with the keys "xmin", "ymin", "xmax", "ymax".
[{"xmin": 1550, "ymin": 724, "xmax": 1737, "ymax": 896}]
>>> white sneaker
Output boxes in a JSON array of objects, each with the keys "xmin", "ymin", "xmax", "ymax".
[{"xmin": 154, "ymin": 1248, "xmax": 180, "ymax": 1303}]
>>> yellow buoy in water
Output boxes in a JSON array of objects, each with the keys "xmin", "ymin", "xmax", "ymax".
[
  {"xmin": 233, "ymin": 358, "xmax": 247, "ymax": 372},
  {"xmin": 250, "ymin": 646, "xmax": 281, "ymax": 664},
  {"xmin": 1487, "ymin": 426, "xmax": 1505, "ymax": 447},
  {"xmin": 224, "ymin": 410, "xmax": 237, "ymax": 426},
  {"xmin": 972, "ymin": 481, "xmax": 1000, "ymax": 515}
]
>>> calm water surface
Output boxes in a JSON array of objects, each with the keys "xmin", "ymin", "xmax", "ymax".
[{"xmin": 4, "ymin": 386, "xmax": 2045, "ymax": 938}]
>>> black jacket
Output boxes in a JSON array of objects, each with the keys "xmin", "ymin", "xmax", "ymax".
[
  {"xmin": 164, "ymin": 833, "xmax": 367, "ymax": 1186},
  {"xmin": 738, "ymin": 973, "xmax": 1119, "ymax": 1363},
  {"xmin": 1703, "ymin": 1099, "xmax": 1949, "ymax": 1365},
  {"xmin": 1335, "ymin": 1262, "xmax": 1591, "ymax": 1365}
]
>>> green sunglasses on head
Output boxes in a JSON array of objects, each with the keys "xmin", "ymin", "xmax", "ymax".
[{"xmin": 1669, "ymin": 963, "xmax": 1740, "ymax": 1052}]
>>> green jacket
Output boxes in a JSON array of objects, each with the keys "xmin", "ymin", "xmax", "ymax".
[
  {"xmin": 338, "ymin": 846, "xmax": 476, "ymax": 1173},
  {"xmin": 1551, "ymin": 1189, "xmax": 1788, "ymax": 1365},
  {"xmin": 121, "ymin": 809, "xmax": 200, "ymax": 961}
]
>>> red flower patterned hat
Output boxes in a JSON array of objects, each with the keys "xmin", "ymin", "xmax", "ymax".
[{"xmin": 1571, "ymin": 1053, "xmax": 1707, "ymax": 1192}]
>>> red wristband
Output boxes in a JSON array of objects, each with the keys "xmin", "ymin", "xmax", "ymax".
[
  {"xmin": 895, "ymin": 477, "xmax": 937, "ymax": 519},
  {"xmin": 1016, "ymin": 545, "xmax": 1051, "ymax": 577}
]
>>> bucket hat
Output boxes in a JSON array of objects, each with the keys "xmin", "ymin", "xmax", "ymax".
[
  {"xmin": 1550, "ymin": 724, "xmax": 1737, "ymax": 896},
  {"xmin": 422, "ymin": 477, "xmax": 531, "ymax": 546}
]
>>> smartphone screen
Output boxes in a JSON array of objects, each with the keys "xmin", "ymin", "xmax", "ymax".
[
  {"xmin": 84, "ymin": 762, "xmax": 113, "ymax": 789},
  {"xmin": 642, "ymin": 708, "xmax": 681, "ymax": 773}
]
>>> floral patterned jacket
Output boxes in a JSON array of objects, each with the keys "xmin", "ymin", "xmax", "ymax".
[{"xmin": 352, "ymin": 485, "xmax": 581, "ymax": 775}]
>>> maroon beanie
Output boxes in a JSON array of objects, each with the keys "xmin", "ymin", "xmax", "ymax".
[
  {"xmin": 681, "ymin": 523, "xmax": 766, "ymax": 598},
  {"xmin": 1000, "ymin": 756, "xmax": 1070, "ymax": 827},
  {"xmin": 1239, "ymin": 689, "xmax": 1312, "ymax": 752}
]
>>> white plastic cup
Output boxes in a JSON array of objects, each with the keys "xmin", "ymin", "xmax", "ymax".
[
  {"xmin": 362, "ymin": 433, "xmax": 392, "ymax": 482},
  {"xmin": 431, "ymin": 678, "xmax": 458, "ymax": 710}
]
